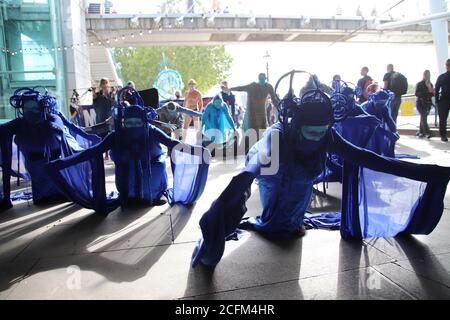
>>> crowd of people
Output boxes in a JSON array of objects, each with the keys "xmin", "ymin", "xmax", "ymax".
[{"xmin": 70, "ymin": 58, "xmax": 450, "ymax": 149}]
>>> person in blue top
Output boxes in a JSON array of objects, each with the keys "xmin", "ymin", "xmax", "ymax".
[
  {"xmin": 191, "ymin": 70, "xmax": 450, "ymax": 268},
  {"xmin": 201, "ymin": 94, "xmax": 236, "ymax": 150}
]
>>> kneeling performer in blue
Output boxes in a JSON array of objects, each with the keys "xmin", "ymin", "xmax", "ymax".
[
  {"xmin": 191, "ymin": 70, "xmax": 450, "ymax": 267},
  {"xmin": 47, "ymin": 87, "xmax": 211, "ymax": 214}
]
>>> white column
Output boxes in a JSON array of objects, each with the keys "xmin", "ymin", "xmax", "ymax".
[
  {"xmin": 61, "ymin": 0, "xmax": 93, "ymax": 107},
  {"xmin": 429, "ymin": 0, "xmax": 449, "ymax": 74}
]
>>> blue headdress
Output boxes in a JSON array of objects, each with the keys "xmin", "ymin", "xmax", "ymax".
[
  {"xmin": 113, "ymin": 86, "xmax": 158, "ymax": 133},
  {"xmin": 9, "ymin": 87, "xmax": 57, "ymax": 120},
  {"xmin": 274, "ymin": 70, "xmax": 334, "ymax": 174},
  {"xmin": 274, "ymin": 70, "xmax": 334, "ymax": 135},
  {"xmin": 368, "ymin": 89, "xmax": 394, "ymax": 108},
  {"xmin": 329, "ymin": 80, "xmax": 357, "ymax": 121}
]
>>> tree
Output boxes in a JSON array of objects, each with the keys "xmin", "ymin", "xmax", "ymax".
[{"xmin": 113, "ymin": 46, "xmax": 233, "ymax": 94}]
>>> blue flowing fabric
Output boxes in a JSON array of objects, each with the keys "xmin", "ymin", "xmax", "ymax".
[
  {"xmin": 47, "ymin": 125, "xmax": 210, "ymax": 214},
  {"xmin": 332, "ymin": 131, "xmax": 449, "ymax": 239},
  {"xmin": 192, "ymin": 126, "xmax": 450, "ymax": 267},
  {"xmin": 303, "ymin": 212, "xmax": 341, "ymax": 230},
  {"xmin": 0, "ymin": 113, "xmax": 100, "ymax": 208},
  {"xmin": 361, "ymin": 96, "xmax": 399, "ymax": 157},
  {"xmin": 318, "ymin": 109, "xmax": 381, "ymax": 183},
  {"xmin": 202, "ymin": 102, "xmax": 235, "ymax": 145}
]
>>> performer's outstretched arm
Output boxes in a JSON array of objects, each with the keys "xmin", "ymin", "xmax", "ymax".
[
  {"xmin": 48, "ymin": 133, "xmax": 113, "ymax": 170},
  {"xmin": 268, "ymin": 84, "xmax": 280, "ymax": 106},
  {"xmin": 330, "ymin": 129, "xmax": 450, "ymax": 182},
  {"xmin": 230, "ymin": 84, "xmax": 252, "ymax": 92},
  {"xmin": 177, "ymin": 106, "xmax": 203, "ymax": 118},
  {"xmin": 152, "ymin": 125, "xmax": 209, "ymax": 158}
]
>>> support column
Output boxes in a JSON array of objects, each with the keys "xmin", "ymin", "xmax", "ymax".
[
  {"xmin": 430, "ymin": 0, "xmax": 449, "ymax": 74},
  {"xmin": 59, "ymin": 0, "xmax": 93, "ymax": 116}
]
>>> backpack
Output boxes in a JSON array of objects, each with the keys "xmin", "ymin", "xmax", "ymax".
[{"xmin": 390, "ymin": 72, "xmax": 408, "ymax": 96}]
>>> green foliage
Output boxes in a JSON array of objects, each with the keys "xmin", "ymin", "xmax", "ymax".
[{"xmin": 113, "ymin": 46, "xmax": 233, "ymax": 94}]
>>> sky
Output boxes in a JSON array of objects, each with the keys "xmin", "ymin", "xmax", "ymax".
[{"xmin": 105, "ymin": 0, "xmax": 449, "ymax": 94}]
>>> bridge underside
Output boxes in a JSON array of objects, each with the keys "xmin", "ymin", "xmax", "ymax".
[{"xmin": 86, "ymin": 14, "xmax": 447, "ymax": 46}]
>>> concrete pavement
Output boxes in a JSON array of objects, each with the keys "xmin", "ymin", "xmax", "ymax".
[{"xmin": 0, "ymin": 134, "xmax": 449, "ymax": 300}]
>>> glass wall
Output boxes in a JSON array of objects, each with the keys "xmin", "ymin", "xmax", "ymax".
[{"xmin": 0, "ymin": 0, "xmax": 65, "ymax": 119}]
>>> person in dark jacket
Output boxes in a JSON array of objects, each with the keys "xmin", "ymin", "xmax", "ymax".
[
  {"xmin": 93, "ymin": 78, "xmax": 114, "ymax": 126},
  {"xmin": 415, "ymin": 70, "xmax": 434, "ymax": 139},
  {"xmin": 435, "ymin": 59, "xmax": 450, "ymax": 142},
  {"xmin": 356, "ymin": 66, "xmax": 373, "ymax": 104}
]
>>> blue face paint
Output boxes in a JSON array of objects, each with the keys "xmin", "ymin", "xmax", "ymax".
[
  {"xmin": 258, "ymin": 79, "xmax": 266, "ymax": 86},
  {"xmin": 23, "ymin": 99, "xmax": 44, "ymax": 124},
  {"xmin": 213, "ymin": 99, "xmax": 222, "ymax": 109},
  {"xmin": 123, "ymin": 117, "xmax": 145, "ymax": 140},
  {"xmin": 124, "ymin": 117, "xmax": 144, "ymax": 128},
  {"xmin": 301, "ymin": 125, "xmax": 329, "ymax": 141}
]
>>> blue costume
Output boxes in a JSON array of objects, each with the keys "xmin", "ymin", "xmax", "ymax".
[
  {"xmin": 201, "ymin": 95, "xmax": 235, "ymax": 146},
  {"xmin": 0, "ymin": 88, "xmax": 100, "ymax": 210},
  {"xmin": 361, "ymin": 89, "xmax": 399, "ymax": 157},
  {"xmin": 191, "ymin": 70, "xmax": 450, "ymax": 267},
  {"xmin": 46, "ymin": 88, "xmax": 210, "ymax": 214},
  {"xmin": 319, "ymin": 80, "xmax": 381, "ymax": 183}
]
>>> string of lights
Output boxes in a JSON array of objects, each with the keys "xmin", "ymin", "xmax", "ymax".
[
  {"xmin": 1, "ymin": 13, "xmax": 212, "ymax": 56},
  {"xmin": 1, "ymin": 13, "xmax": 314, "ymax": 56}
]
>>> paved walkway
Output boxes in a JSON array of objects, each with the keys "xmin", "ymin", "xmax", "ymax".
[{"xmin": 0, "ymin": 135, "xmax": 449, "ymax": 300}]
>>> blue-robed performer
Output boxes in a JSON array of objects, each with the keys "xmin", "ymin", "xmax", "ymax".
[
  {"xmin": 361, "ymin": 88, "xmax": 399, "ymax": 157},
  {"xmin": 201, "ymin": 94, "xmax": 236, "ymax": 150},
  {"xmin": 191, "ymin": 70, "xmax": 450, "ymax": 268},
  {"xmin": 318, "ymin": 80, "xmax": 381, "ymax": 183},
  {"xmin": 46, "ymin": 87, "xmax": 210, "ymax": 214},
  {"xmin": 0, "ymin": 87, "xmax": 101, "ymax": 210}
]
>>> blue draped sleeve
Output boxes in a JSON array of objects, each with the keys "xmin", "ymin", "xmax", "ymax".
[
  {"xmin": 192, "ymin": 126, "xmax": 278, "ymax": 267},
  {"xmin": 47, "ymin": 134, "xmax": 117, "ymax": 214},
  {"xmin": 151, "ymin": 127, "xmax": 211, "ymax": 205},
  {"xmin": 58, "ymin": 112, "xmax": 101, "ymax": 149},
  {"xmin": 330, "ymin": 129, "xmax": 450, "ymax": 239}
]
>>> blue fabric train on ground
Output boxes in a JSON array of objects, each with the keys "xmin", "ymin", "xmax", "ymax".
[
  {"xmin": 46, "ymin": 87, "xmax": 210, "ymax": 214},
  {"xmin": 201, "ymin": 94, "xmax": 236, "ymax": 148},
  {"xmin": 191, "ymin": 70, "xmax": 450, "ymax": 268},
  {"xmin": 0, "ymin": 87, "xmax": 101, "ymax": 211}
]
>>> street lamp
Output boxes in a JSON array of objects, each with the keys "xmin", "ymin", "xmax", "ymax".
[{"xmin": 263, "ymin": 50, "xmax": 271, "ymax": 82}]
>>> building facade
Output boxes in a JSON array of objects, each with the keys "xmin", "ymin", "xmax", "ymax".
[{"xmin": 0, "ymin": 0, "xmax": 92, "ymax": 120}]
